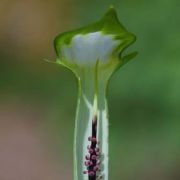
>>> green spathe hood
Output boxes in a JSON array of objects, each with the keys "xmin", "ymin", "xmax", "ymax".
[{"xmin": 54, "ymin": 7, "xmax": 137, "ymax": 75}]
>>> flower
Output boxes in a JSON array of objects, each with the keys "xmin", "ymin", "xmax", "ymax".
[{"xmin": 53, "ymin": 7, "xmax": 137, "ymax": 180}]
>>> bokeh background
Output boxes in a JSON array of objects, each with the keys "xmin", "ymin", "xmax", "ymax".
[{"xmin": 0, "ymin": 0, "xmax": 180, "ymax": 179}]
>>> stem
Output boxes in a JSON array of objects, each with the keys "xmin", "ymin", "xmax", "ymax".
[{"xmin": 74, "ymin": 67, "xmax": 109, "ymax": 180}]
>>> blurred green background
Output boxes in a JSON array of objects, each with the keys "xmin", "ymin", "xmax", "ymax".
[{"xmin": 0, "ymin": 0, "xmax": 180, "ymax": 179}]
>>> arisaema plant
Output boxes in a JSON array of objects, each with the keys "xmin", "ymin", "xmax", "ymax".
[{"xmin": 53, "ymin": 7, "xmax": 137, "ymax": 180}]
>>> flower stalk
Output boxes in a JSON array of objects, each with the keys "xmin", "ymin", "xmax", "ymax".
[{"xmin": 53, "ymin": 7, "xmax": 137, "ymax": 180}]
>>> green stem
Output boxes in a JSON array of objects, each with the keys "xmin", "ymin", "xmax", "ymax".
[{"xmin": 74, "ymin": 67, "xmax": 109, "ymax": 180}]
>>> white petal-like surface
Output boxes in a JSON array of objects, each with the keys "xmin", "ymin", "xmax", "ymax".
[{"xmin": 61, "ymin": 32, "xmax": 120, "ymax": 66}]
